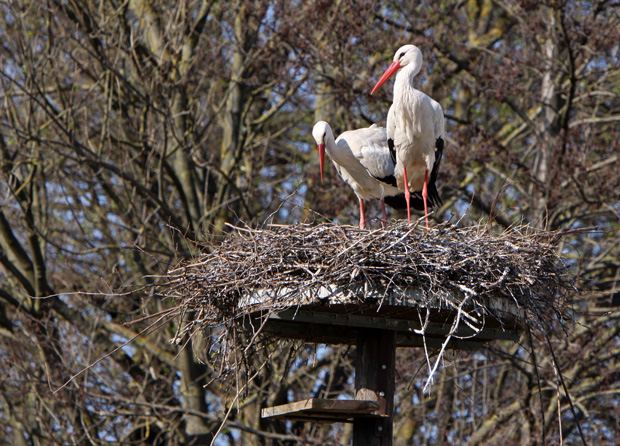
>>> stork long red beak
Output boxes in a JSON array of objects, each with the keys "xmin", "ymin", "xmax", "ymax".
[
  {"xmin": 371, "ymin": 61, "xmax": 402, "ymax": 95},
  {"xmin": 318, "ymin": 143, "xmax": 325, "ymax": 181}
]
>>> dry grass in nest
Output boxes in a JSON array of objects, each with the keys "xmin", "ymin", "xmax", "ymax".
[{"xmin": 162, "ymin": 219, "xmax": 574, "ymax": 352}]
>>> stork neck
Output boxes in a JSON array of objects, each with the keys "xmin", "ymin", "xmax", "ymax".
[
  {"xmin": 324, "ymin": 130, "xmax": 337, "ymax": 153},
  {"xmin": 393, "ymin": 68, "xmax": 420, "ymax": 115},
  {"xmin": 394, "ymin": 64, "xmax": 419, "ymax": 94}
]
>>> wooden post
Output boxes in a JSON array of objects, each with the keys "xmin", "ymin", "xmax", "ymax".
[{"xmin": 353, "ymin": 328, "xmax": 396, "ymax": 446}]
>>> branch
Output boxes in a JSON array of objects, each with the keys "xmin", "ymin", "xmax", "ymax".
[{"xmin": 0, "ymin": 211, "xmax": 37, "ymax": 297}]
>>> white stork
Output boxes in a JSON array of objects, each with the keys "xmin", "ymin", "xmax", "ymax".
[
  {"xmin": 371, "ymin": 44, "xmax": 445, "ymax": 231},
  {"xmin": 312, "ymin": 121, "xmax": 411, "ymax": 228}
]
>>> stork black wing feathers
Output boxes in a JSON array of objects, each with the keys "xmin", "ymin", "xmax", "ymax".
[
  {"xmin": 373, "ymin": 174, "xmax": 398, "ymax": 187},
  {"xmin": 388, "ymin": 138, "xmax": 396, "ymax": 164}
]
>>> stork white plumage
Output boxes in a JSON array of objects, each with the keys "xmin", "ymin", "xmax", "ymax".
[
  {"xmin": 371, "ymin": 44, "xmax": 445, "ymax": 231},
  {"xmin": 312, "ymin": 121, "xmax": 408, "ymax": 228}
]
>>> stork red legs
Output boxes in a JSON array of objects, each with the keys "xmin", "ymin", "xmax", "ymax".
[
  {"xmin": 401, "ymin": 167, "xmax": 430, "ymax": 223},
  {"xmin": 312, "ymin": 121, "xmax": 409, "ymax": 228},
  {"xmin": 371, "ymin": 44, "xmax": 445, "ymax": 232}
]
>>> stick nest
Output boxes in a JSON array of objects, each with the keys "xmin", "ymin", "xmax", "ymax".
[{"xmin": 163, "ymin": 220, "xmax": 574, "ymax": 346}]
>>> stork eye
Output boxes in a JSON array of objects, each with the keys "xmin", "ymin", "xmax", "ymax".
[{"xmin": 398, "ymin": 52, "xmax": 405, "ymax": 60}]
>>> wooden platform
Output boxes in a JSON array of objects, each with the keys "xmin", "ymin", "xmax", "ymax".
[
  {"xmin": 240, "ymin": 284, "xmax": 524, "ymax": 349},
  {"xmin": 262, "ymin": 398, "xmax": 382, "ymax": 423},
  {"xmin": 252, "ymin": 307, "xmax": 519, "ymax": 349}
]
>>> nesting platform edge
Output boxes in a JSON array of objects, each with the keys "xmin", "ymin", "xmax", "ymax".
[{"xmin": 240, "ymin": 284, "xmax": 525, "ymax": 349}]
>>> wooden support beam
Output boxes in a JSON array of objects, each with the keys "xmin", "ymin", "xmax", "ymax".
[
  {"xmin": 261, "ymin": 398, "xmax": 381, "ymax": 423},
  {"xmin": 353, "ymin": 329, "xmax": 396, "ymax": 446},
  {"xmin": 269, "ymin": 308, "xmax": 519, "ymax": 338}
]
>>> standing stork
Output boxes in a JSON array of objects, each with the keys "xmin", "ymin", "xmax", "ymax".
[
  {"xmin": 312, "ymin": 121, "xmax": 413, "ymax": 228},
  {"xmin": 371, "ymin": 44, "xmax": 445, "ymax": 231}
]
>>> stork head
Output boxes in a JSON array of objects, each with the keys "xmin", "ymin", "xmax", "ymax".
[
  {"xmin": 371, "ymin": 44, "xmax": 423, "ymax": 95},
  {"xmin": 311, "ymin": 121, "xmax": 332, "ymax": 182}
]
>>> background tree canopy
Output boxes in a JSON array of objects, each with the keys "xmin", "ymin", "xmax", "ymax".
[{"xmin": 0, "ymin": 0, "xmax": 618, "ymax": 444}]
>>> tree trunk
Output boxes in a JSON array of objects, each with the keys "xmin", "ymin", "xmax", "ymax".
[
  {"xmin": 215, "ymin": 1, "xmax": 261, "ymax": 231},
  {"xmin": 532, "ymin": 7, "xmax": 559, "ymax": 228},
  {"xmin": 177, "ymin": 335, "xmax": 212, "ymax": 442}
]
